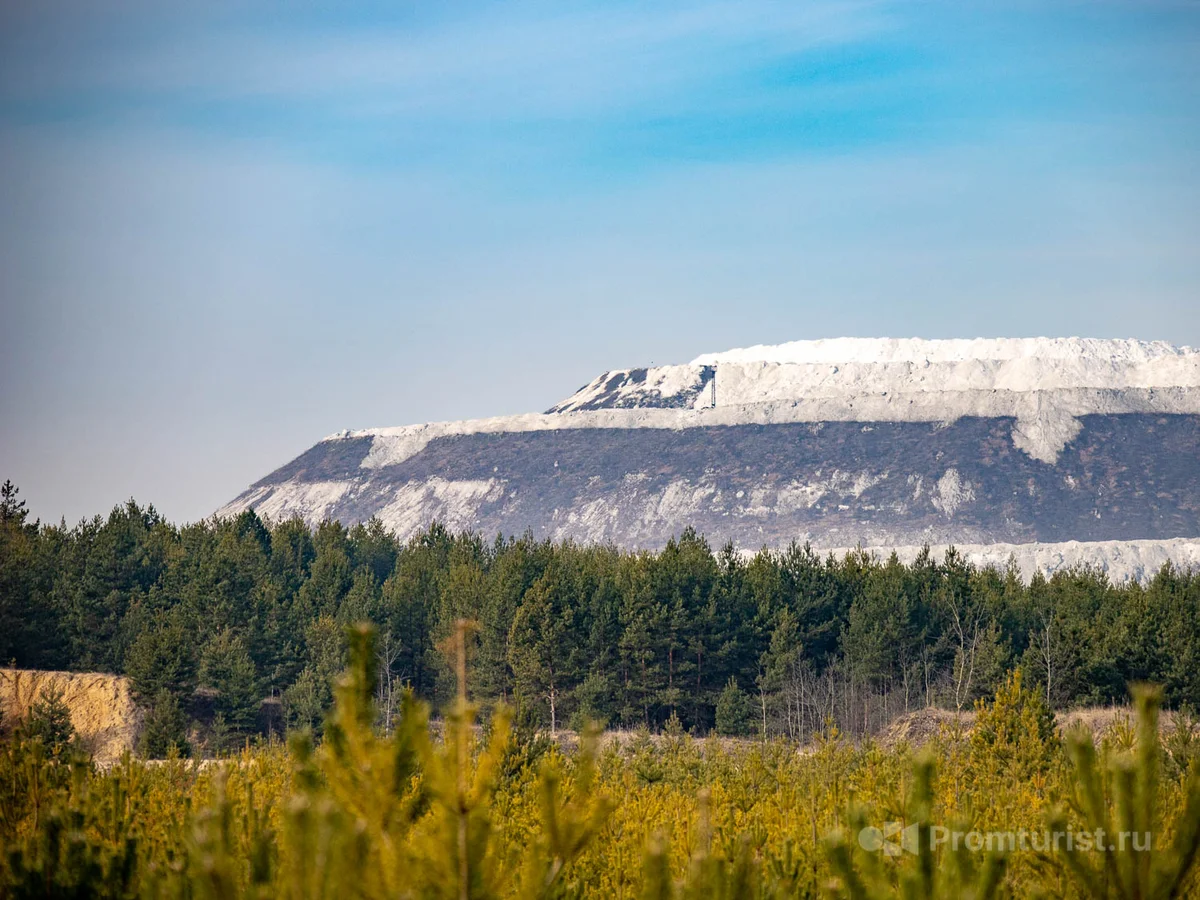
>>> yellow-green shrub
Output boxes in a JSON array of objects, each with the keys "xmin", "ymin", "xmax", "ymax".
[{"xmin": 4, "ymin": 629, "xmax": 1200, "ymax": 900}]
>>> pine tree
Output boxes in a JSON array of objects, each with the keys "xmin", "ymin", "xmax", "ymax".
[
  {"xmin": 617, "ymin": 556, "xmax": 666, "ymax": 726},
  {"xmin": 336, "ymin": 568, "xmax": 381, "ymax": 625},
  {"xmin": 759, "ymin": 607, "xmax": 803, "ymax": 738},
  {"xmin": 650, "ymin": 530, "xmax": 716, "ymax": 725},
  {"xmin": 282, "ymin": 665, "xmax": 329, "ymax": 733},
  {"xmin": 0, "ymin": 480, "xmax": 34, "ymax": 665},
  {"xmin": 269, "ymin": 516, "xmax": 315, "ymax": 598},
  {"xmin": 381, "ymin": 558, "xmax": 438, "ymax": 700},
  {"xmin": 124, "ymin": 616, "xmax": 198, "ymax": 702},
  {"xmin": 294, "ymin": 520, "xmax": 353, "ymax": 620},
  {"xmin": 715, "ymin": 676, "xmax": 754, "ymax": 737},
  {"xmin": 476, "ymin": 534, "xmax": 549, "ymax": 706},
  {"xmin": 1049, "ymin": 686, "xmax": 1200, "ymax": 899},
  {"xmin": 509, "ymin": 573, "xmax": 576, "ymax": 734},
  {"xmin": 0, "ymin": 479, "xmax": 28, "ymax": 526},
  {"xmin": 435, "ymin": 559, "xmax": 489, "ymax": 703},
  {"xmin": 347, "ymin": 516, "xmax": 399, "ymax": 584},
  {"xmin": 139, "ymin": 688, "xmax": 191, "ymax": 758},
  {"xmin": 970, "ymin": 669, "xmax": 1057, "ymax": 785},
  {"xmin": 571, "ymin": 553, "xmax": 623, "ymax": 728},
  {"xmin": 283, "ymin": 615, "xmax": 346, "ymax": 732},
  {"xmin": 199, "ymin": 629, "xmax": 261, "ymax": 733},
  {"xmin": 20, "ymin": 686, "xmax": 78, "ymax": 757}
]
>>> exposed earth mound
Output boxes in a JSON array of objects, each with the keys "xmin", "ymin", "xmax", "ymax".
[
  {"xmin": 879, "ymin": 705, "xmax": 1195, "ymax": 750},
  {"xmin": 0, "ymin": 669, "xmax": 142, "ymax": 766}
]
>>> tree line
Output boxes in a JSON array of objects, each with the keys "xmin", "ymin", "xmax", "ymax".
[{"xmin": 2, "ymin": 479, "xmax": 1199, "ymax": 751}]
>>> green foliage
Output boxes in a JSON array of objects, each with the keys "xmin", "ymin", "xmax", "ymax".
[
  {"xmin": 199, "ymin": 629, "xmax": 260, "ymax": 733},
  {"xmin": 641, "ymin": 789, "xmax": 763, "ymax": 900},
  {"xmin": 1048, "ymin": 685, "xmax": 1200, "ymax": 899},
  {"xmin": 714, "ymin": 677, "xmax": 754, "ymax": 737},
  {"xmin": 517, "ymin": 726, "xmax": 613, "ymax": 899},
  {"xmin": 970, "ymin": 669, "xmax": 1058, "ymax": 780},
  {"xmin": 0, "ymin": 479, "xmax": 60, "ymax": 668},
  {"xmin": 1165, "ymin": 705, "xmax": 1200, "ymax": 777},
  {"xmin": 0, "ymin": 479, "xmax": 28, "ymax": 527},
  {"xmin": 124, "ymin": 616, "xmax": 197, "ymax": 702},
  {"xmin": 825, "ymin": 754, "xmax": 1007, "ymax": 900},
  {"xmin": 20, "ymin": 686, "xmax": 78, "ymax": 758},
  {"xmin": 282, "ymin": 665, "xmax": 330, "ymax": 734},
  {"xmin": 509, "ymin": 570, "xmax": 576, "ymax": 734},
  {"xmin": 139, "ymin": 688, "xmax": 191, "ymax": 758},
  {"xmin": 282, "ymin": 615, "xmax": 346, "ymax": 733},
  {"xmin": 5, "ymin": 479, "xmax": 1200, "ymax": 780},
  {"xmin": 4, "ymin": 801, "xmax": 140, "ymax": 900},
  {"xmin": 501, "ymin": 701, "xmax": 555, "ymax": 785},
  {"xmin": 3, "ymin": 664, "xmax": 1200, "ymax": 898}
]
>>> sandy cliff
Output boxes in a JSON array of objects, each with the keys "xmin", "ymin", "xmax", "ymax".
[{"xmin": 0, "ymin": 668, "xmax": 143, "ymax": 766}]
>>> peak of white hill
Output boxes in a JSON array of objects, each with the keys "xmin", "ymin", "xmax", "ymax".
[
  {"xmin": 536, "ymin": 336, "xmax": 1200, "ymax": 463},
  {"xmin": 690, "ymin": 337, "xmax": 1196, "ymax": 367},
  {"xmin": 550, "ymin": 336, "xmax": 1199, "ymax": 416}
]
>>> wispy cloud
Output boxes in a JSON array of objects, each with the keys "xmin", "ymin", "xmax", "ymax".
[
  {"xmin": 2, "ymin": 2, "xmax": 886, "ymax": 107},
  {"xmin": 0, "ymin": 1, "xmax": 904, "ymax": 170}
]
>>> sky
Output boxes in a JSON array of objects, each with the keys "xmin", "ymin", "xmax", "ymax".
[{"xmin": 1, "ymin": 0, "xmax": 1198, "ymax": 526}]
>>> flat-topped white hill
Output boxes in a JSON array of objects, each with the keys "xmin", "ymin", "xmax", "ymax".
[
  {"xmin": 692, "ymin": 337, "xmax": 1196, "ymax": 367},
  {"xmin": 691, "ymin": 337, "xmax": 1200, "ymax": 398},
  {"xmin": 219, "ymin": 334, "xmax": 1200, "ymax": 576}
]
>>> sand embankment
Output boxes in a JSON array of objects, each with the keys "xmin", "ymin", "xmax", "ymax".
[{"xmin": 0, "ymin": 668, "xmax": 143, "ymax": 766}]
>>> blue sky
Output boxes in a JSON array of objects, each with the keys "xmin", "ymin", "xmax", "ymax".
[{"xmin": 1, "ymin": 0, "xmax": 1198, "ymax": 524}]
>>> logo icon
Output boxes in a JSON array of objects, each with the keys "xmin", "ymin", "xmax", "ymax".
[{"xmin": 858, "ymin": 822, "xmax": 920, "ymax": 856}]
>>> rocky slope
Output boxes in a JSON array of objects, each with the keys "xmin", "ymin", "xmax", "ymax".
[{"xmin": 218, "ymin": 338, "xmax": 1200, "ymax": 580}]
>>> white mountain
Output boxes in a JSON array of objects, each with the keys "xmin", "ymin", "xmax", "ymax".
[{"xmin": 219, "ymin": 338, "xmax": 1200, "ymax": 581}]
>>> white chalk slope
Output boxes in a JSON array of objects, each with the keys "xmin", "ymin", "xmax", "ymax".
[{"xmin": 822, "ymin": 538, "xmax": 1200, "ymax": 585}]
